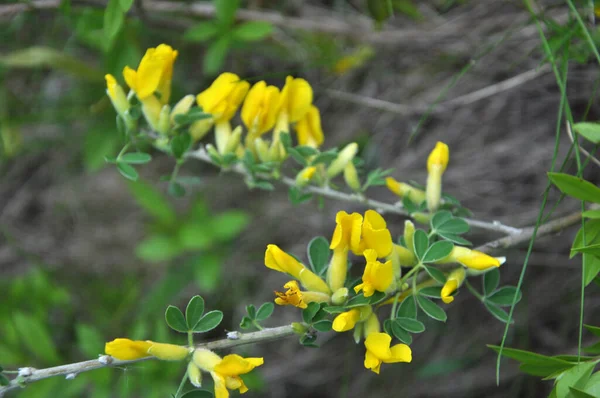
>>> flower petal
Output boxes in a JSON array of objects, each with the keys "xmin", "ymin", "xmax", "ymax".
[
  {"xmin": 214, "ymin": 354, "xmax": 264, "ymax": 376},
  {"xmin": 105, "ymin": 338, "xmax": 152, "ymax": 360}
]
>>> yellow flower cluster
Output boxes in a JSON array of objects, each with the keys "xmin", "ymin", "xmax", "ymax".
[
  {"xmin": 105, "ymin": 44, "xmax": 325, "ymax": 165},
  {"xmin": 105, "ymin": 338, "xmax": 263, "ymax": 398}
]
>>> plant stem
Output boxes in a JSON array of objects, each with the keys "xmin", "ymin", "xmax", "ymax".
[
  {"xmin": 465, "ymin": 280, "xmax": 484, "ymax": 301},
  {"xmin": 174, "ymin": 371, "xmax": 188, "ymax": 398},
  {"xmin": 390, "ymin": 292, "xmax": 401, "ymax": 320}
]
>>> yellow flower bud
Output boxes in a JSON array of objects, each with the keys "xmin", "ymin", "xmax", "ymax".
[
  {"xmin": 344, "ymin": 162, "xmax": 361, "ymax": 192},
  {"xmin": 441, "ymin": 267, "xmax": 466, "ymax": 304},
  {"xmin": 437, "ymin": 246, "xmax": 502, "ymax": 271},
  {"xmin": 265, "ymin": 244, "xmax": 331, "ymax": 294},
  {"xmin": 170, "ymin": 95, "xmax": 196, "ymax": 123},
  {"xmin": 332, "ymin": 305, "xmax": 372, "ymax": 332},
  {"xmin": 196, "ymin": 73, "xmax": 250, "ymax": 123},
  {"xmin": 242, "ymin": 81, "xmax": 280, "ymax": 136},
  {"xmin": 192, "ymin": 348, "xmax": 222, "ymax": 372},
  {"xmin": 187, "ymin": 361, "xmax": 202, "ymax": 388},
  {"xmin": 140, "ymin": 95, "xmax": 162, "ymax": 131},
  {"xmin": 295, "ymin": 105, "xmax": 324, "ymax": 148},
  {"xmin": 327, "ymin": 143, "xmax": 358, "ymax": 179},
  {"xmin": 385, "ymin": 177, "xmax": 426, "ymax": 204},
  {"xmin": 274, "ymin": 280, "xmax": 330, "ymax": 309},
  {"xmin": 331, "ymin": 287, "xmax": 349, "ymax": 305},
  {"xmin": 214, "ymin": 121, "xmax": 232, "ymax": 154},
  {"xmin": 104, "ymin": 339, "xmax": 189, "ymax": 361},
  {"xmin": 147, "ymin": 342, "xmax": 190, "ymax": 361},
  {"xmin": 427, "ymin": 141, "xmax": 449, "ymax": 174},
  {"xmin": 296, "ymin": 166, "xmax": 317, "ymax": 187},
  {"xmin": 254, "ymin": 137, "xmax": 271, "ymax": 163},
  {"xmin": 205, "ymin": 144, "xmax": 220, "ymax": 161},
  {"xmin": 426, "ymin": 141, "xmax": 449, "ymax": 212},
  {"xmin": 268, "ymin": 137, "xmax": 286, "ymax": 162},
  {"xmin": 223, "ymin": 125, "xmax": 243, "ymax": 155},
  {"xmin": 105, "ymin": 74, "xmax": 130, "ymax": 119},
  {"xmin": 413, "ymin": 212, "xmax": 431, "ymax": 224}
]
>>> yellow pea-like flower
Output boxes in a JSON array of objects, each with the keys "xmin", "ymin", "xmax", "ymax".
[
  {"xmin": 441, "ymin": 267, "xmax": 466, "ymax": 304},
  {"xmin": 357, "ymin": 210, "xmax": 393, "ymax": 258},
  {"xmin": 364, "ymin": 332, "xmax": 412, "ymax": 374},
  {"xmin": 385, "ymin": 177, "xmax": 426, "ymax": 204},
  {"xmin": 196, "ymin": 73, "xmax": 250, "ymax": 123},
  {"xmin": 265, "ymin": 244, "xmax": 331, "ymax": 294},
  {"xmin": 274, "ymin": 280, "xmax": 331, "ymax": 309},
  {"xmin": 123, "ymin": 44, "xmax": 178, "ymax": 103},
  {"xmin": 295, "ymin": 105, "xmax": 324, "ymax": 148},
  {"xmin": 332, "ymin": 305, "xmax": 372, "ymax": 332},
  {"xmin": 242, "ymin": 81, "xmax": 280, "ymax": 137},
  {"xmin": 437, "ymin": 246, "xmax": 503, "ymax": 271},
  {"xmin": 328, "ymin": 211, "xmax": 363, "ymax": 291},
  {"xmin": 354, "ymin": 249, "xmax": 394, "ymax": 297},
  {"xmin": 274, "ymin": 76, "xmax": 313, "ymax": 137},
  {"xmin": 426, "ymin": 141, "xmax": 449, "ymax": 212},
  {"xmin": 105, "ymin": 338, "xmax": 189, "ymax": 361}
]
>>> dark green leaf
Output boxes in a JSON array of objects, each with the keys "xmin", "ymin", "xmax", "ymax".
[
  {"xmin": 418, "ymin": 286, "xmax": 442, "ymax": 299},
  {"xmin": 369, "ymin": 291, "xmax": 387, "ymax": 305},
  {"xmin": 423, "ymin": 266, "xmax": 447, "ymax": 284},
  {"xmin": 119, "ymin": 0, "xmax": 133, "ymax": 10},
  {"xmin": 215, "ymin": 0, "xmax": 239, "ymax": 26},
  {"xmin": 431, "ymin": 211, "xmax": 453, "ymax": 229},
  {"xmin": 239, "ymin": 316, "xmax": 253, "ymax": 329},
  {"xmin": 395, "ymin": 317, "xmax": 425, "ymax": 333},
  {"xmin": 483, "ymin": 268, "xmax": 500, "ymax": 296},
  {"xmin": 0, "ymin": 374, "xmax": 8, "ymax": 386},
  {"xmin": 519, "ymin": 362, "xmax": 575, "ymax": 377},
  {"xmin": 322, "ymin": 306, "xmax": 346, "ymax": 314},
  {"xmin": 186, "ymin": 296, "xmax": 205, "ymax": 330},
  {"xmin": 548, "ymin": 172, "xmax": 600, "ymax": 204},
  {"xmin": 181, "ymin": 390, "xmax": 214, "ymax": 398},
  {"xmin": 171, "ymin": 133, "xmax": 192, "ymax": 158},
  {"xmin": 437, "ymin": 232, "xmax": 472, "ymax": 246},
  {"xmin": 279, "ymin": 132, "xmax": 292, "ymax": 149},
  {"xmin": 416, "ymin": 295, "xmax": 447, "ymax": 322},
  {"xmin": 299, "ymin": 333, "xmax": 318, "ymax": 348},
  {"xmin": 255, "ymin": 303, "xmax": 274, "ymax": 321},
  {"xmin": 422, "ymin": 241, "xmax": 454, "ymax": 263},
  {"xmin": 312, "ymin": 320, "xmax": 332, "ymax": 332},
  {"xmin": 345, "ymin": 294, "xmax": 371, "ymax": 308},
  {"xmin": 396, "ymin": 296, "xmax": 417, "ymax": 318},
  {"xmin": 165, "ymin": 305, "xmax": 188, "ymax": 333},
  {"xmin": 233, "ymin": 22, "xmax": 273, "ymax": 41},
  {"xmin": 287, "ymin": 147, "xmax": 308, "ymax": 166},
  {"xmin": 483, "ymin": 301, "xmax": 512, "ymax": 323},
  {"xmin": 104, "ymin": 0, "xmax": 125, "ymax": 43},
  {"xmin": 310, "ymin": 150, "xmax": 338, "ymax": 166},
  {"xmin": 486, "ymin": 287, "xmax": 522, "ymax": 306},
  {"xmin": 437, "ymin": 219, "xmax": 470, "ymax": 235},
  {"xmin": 250, "ymin": 180, "xmax": 275, "ymax": 191},
  {"xmin": 174, "ymin": 108, "xmax": 212, "ymax": 125},
  {"xmin": 383, "ymin": 319, "xmax": 393, "ymax": 336},
  {"xmin": 583, "ymin": 254, "xmax": 600, "ymax": 286},
  {"xmin": 204, "ymin": 36, "xmax": 231, "ymax": 75},
  {"xmin": 569, "ymin": 387, "xmax": 596, "ymax": 398},
  {"xmin": 295, "ymin": 146, "xmax": 320, "ymax": 157},
  {"xmin": 193, "ymin": 311, "xmax": 224, "ymax": 333},
  {"xmin": 246, "ymin": 304, "xmax": 256, "ymax": 319},
  {"xmin": 391, "ymin": 320, "xmax": 412, "ymax": 344},
  {"xmin": 184, "ymin": 22, "xmax": 220, "ymax": 42},
  {"xmin": 116, "ymin": 162, "xmax": 138, "ymax": 181},
  {"xmin": 573, "ymin": 122, "xmax": 600, "ymax": 144},
  {"xmin": 302, "ymin": 302, "xmax": 321, "ymax": 324},
  {"xmin": 120, "ymin": 152, "xmax": 152, "ymax": 164},
  {"xmin": 584, "ymin": 324, "xmax": 600, "ymax": 337},
  {"xmin": 307, "ymin": 236, "xmax": 330, "ymax": 276},
  {"xmin": 488, "ymin": 345, "xmax": 574, "ymax": 366},
  {"xmin": 413, "ymin": 230, "xmax": 429, "ymax": 260}
]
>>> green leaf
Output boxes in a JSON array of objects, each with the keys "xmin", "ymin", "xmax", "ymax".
[
  {"xmin": 488, "ymin": 345, "xmax": 575, "ymax": 377},
  {"xmin": 483, "ymin": 301, "xmax": 512, "ymax": 323},
  {"xmin": 416, "ymin": 295, "xmax": 447, "ymax": 322},
  {"xmin": 0, "ymin": 374, "xmax": 8, "ymax": 386},
  {"xmin": 582, "ymin": 253, "xmax": 600, "ymax": 286},
  {"xmin": 215, "ymin": 0, "xmax": 239, "ymax": 26},
  {"xmin": 344, "ymin": 294, "xmax": 371, "ymax": 308},
  {"xmin": 573, "ymin": 122, "xmax": 600, "ymax": 144},
  {"xmin": 418, "ymin": 286, "xmax": 442, "ymax": 299},
  {"xmin": 437, "ymin": 232, "xmax": 472, "ymax": 246},
  {"xmin": 193, "ymin": 311, "xmax": 224, "ymax": 333},
  {"xmin": 184, "ymin": 21, "xmax": 220, "ymax": 42},
  {"xmin": 289, "ymin": 186, "xmax": 313, "ymax": 205},
  {"xmin": 312, "ymin": 320, "xmax": 333, "ymax": 332},
  {"xmin": 174, "ymin": 108, "xmax": 212, "ymax": 125},
  {"xmin": 204, "ymin": 36, "xmax": 231, "ymax": 75},
  {"xmin": 302, "ymin": 302, "xmax": 321, "ymax": 324},
  {"xmin": 584, "ymin": 324, "xmax": 600, "ymax": 337},
  {"xmin": 483, "ymin": 268, "xmax": 500, "ymax": 296},
  {"xmin": 255, "ymin": 302, "xmax": 274, "ymax": 321},
  {"xmin": 486, "ymin": 286, "xmax": 522, "ymax": 306},
  {"xmin": 555, "ymin": 362, "xmax": 596, "ymax": 398},
  {"xmin": 233, "ymin": 21, "xmax": 273, "ymax": 41},
  {"xmin": 136, "ymin": 234, "xmax": 182, "ymax": 262},
  {"xmin": 239, "ymin": 316, "xmax": 253, "ymax": 329},
  {"xmin": 210, "ymin": 211, "xmax": 250, "ymax": 241},
  {"xmin": 165, "ymin": 305, "xmax": 188, "ymax": 333},
  {"xmin": 571, "ymin": 220, "xmax": 600, "ymax": 258},
  {"xmin": 246, "ymin": 304, "xmax": 256, "ymax": 319},
  {"xmin": 186, "ymin": 296, "xmax": 205, "ymax": 330},
  {"xmin": 181, "ymin": 390, "xmax": 214, "ymax": 398},
  {"xmin": 116, "ymin": 162, "xmax": 138, "ymax": 181},
  {"xmin": 395, "ymin": 317, "xmax": 425, "ymax": 333},
  {"xmin": 431, "ymin": 211, "xmax": 453, "ymax": 229},
  {"xmin": 437, "ymin": 219, "xmax": 470, "ymax": 235},
  {"xmin": 569, "ymin": 387, "xmax": 596, "ymax": 398},
  {"xmin": 413, "ymin": 230, "xmax": 429, "ymax": 260},
  {"xmin": 322, "ymin": 305, "xmax": 346, "ymax": 314},
  {"xmin": 422, "ymin": 241, "xmax": 454, "ymax": 263},
  {"xmin": 119, "ymin": 152, "xmax": 152, "ymax": 164},
  {"xmin": 548, "ymin": 172, "xmax": 600, "ymax": 203},
  {"xmin": 423, "ymin": 266, "xmax": 447, "ymax": 284},
  {"xmin": 396, "ymin": 295, "xmax": 417, "ymax": 318},
  {"xmin": 169, "ymin": 181, "xmax": 186, "ymax": 197},
  {"xmin": 582, "ymin": 371, "xmax": 600, "ymax": 396},
  {"xmin": 75, "ymin": 324, "xmax": 105, "ymax": 358},
  {"xmin": 299, "ymin": 333, "xmax": 318, "ymax": 348},
  {"xmin": 13, "ymin": 313, "xmax": 60, "ymax": 364},
  {"xmin": 307, "ymin": 236, "xmax": 330, "ymax": 276},
  {"xmin": 118, "ymin": 0, "xmax": 134, "ymax": 10},
  {"xmin": 171, "ymin": 133, "xmax": 192, "ymax": 158},
  {"xmin": 390, "ymin": 320, "xmax": 412, "ymax": 344},
  {"xmin": 104, "ymin": 0, "xmax": 125, "ymax": 43},
  {"xmin": 583, "ymin": 210, "xmax": 600, "ymax": 219}
]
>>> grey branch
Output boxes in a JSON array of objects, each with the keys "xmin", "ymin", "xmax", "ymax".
[
  {"xmin": 187, "ymin": 147, "xmax": 523, "ymax": 235},
  {"xmin": 0, "ymin": 325, "xmax": 295, "ymax": 395}
]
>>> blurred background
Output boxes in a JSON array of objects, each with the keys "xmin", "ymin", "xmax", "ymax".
[{"xmin": 1, "ymin": 0, "xmax": 600, "ymax": 397}]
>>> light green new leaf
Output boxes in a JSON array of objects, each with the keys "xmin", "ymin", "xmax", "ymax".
[
  {"xmin": 128, "ymin": 180, "xmax": 177, "ymax": 225},
  {"xmin": 555, "ymin": 362, "xmax": 596, "ymax": 398},
  {"xmin": 116, "ymin": 162, "xmax": 138, "ymax": 181},
  {"xmin": 104, "ymin": 0, "xmax": 125, "ymax": 42},
  {"xmin": 573, "ymin": 122, "xmax": 600, "ymax": 144},
  {"xmin": 548, "ymin": 172, "xmax": 600, "ymax": 204},
  {"xmin": 119, "ymin": 0, "xmax": 134, "ymax": 11},
  {"xmin": 582, "ymin": 210, "xmax": 600, "ymax": 219},
  {"xmin": 184, "ymin": 21, "xmax": 220, "ymax": 42},
  {"xmin": 307, "ymin": 236, "xmax": 330, "ymax": 276},
  {"xmin": 233, "ymin": 22, "xmax": 273, "ymax": 41}
]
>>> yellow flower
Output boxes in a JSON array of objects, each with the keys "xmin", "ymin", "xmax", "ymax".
[
  {"xmin": 332, "ymin": 305, "xmax": 372, "ymax": 332},
  {"xmin": 295, "ymin": 105, "xmax": 324, "ymax": 148},
  {"xmin": 358, "ymin": 210, "xmax": 393, "ymax": 258},
  {"xmin": 105, "ymin": 338, "xmax": 189, "ymax": 361},
  {"xmin": 265, "ymin": 244, "xmax": 331, "ymax": 294},
  {"xmin": 274, "ymin": 76, "xmax": 313, "ymax": 137},
  {"xmin": 426, "ymin": 141, "xmax": 449, "ymax": 212},
  {"xmin": 354, "ymin": 249, "xmax": 393, "ymax": 297},
  {"xmin": 441, "ymin": 267, "xmax": 466, "ymax": 304},
  {"xmin": 193, "ymin": 350, "xmax": 263, "ymax": 398},
  {"xmin": 274, "ymin": 280, "xmax": 330, "ymax": 309},
  {"xmin": 105, "ymin": 74, "xmax": 130, "ymax": 119},
  {"xmin": 242, "ymin": 81, "xmax": 280, "ymax": 136},
  {"xmin": 123, "ymin": 44, "xmax": 178, "ymax": 103},
  {"xmin": 364, "ymin": 332, "xmax": 412, "ymax": 374},
  {"xmin": 295, "ymin": 166, "xmax": 317, "ymax": 187},
  {"xmin": 328, "ymin": 211, "xmax": 363, "ymax": 291},
  {"xmin": 385, "ymin": 177, "xmax": 426, "ymax": 204},
  {"xmin": 438, "ymin": 246, "xmax": 502, "ymax": 271},
  {"xmin": 196, "ymin": 73, "xmax": 250, "ymax": 123}
]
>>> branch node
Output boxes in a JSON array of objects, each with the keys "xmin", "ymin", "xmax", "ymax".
[
  {"xmin": 65, "ymin": 373, "xmax": 77, "ymax": 380},
  {"xmin": 17, "ymin": 367, "xmax": 34, "ymax": 377},
  {"xmin": 98, "ymin": 355, "xmax": 113, "ymax": 365}
]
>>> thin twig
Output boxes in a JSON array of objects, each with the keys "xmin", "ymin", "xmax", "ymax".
[
  {"xmin": 0, "ymin": 325, "xmax": 295, "ymax": 395},
  {"xmin": 566, "ymin": 121, "xmax": 600, "ymax": 168},
  {"xmin": 186, "ymin": 147, "xmax": 523, "ymax": 235}
]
